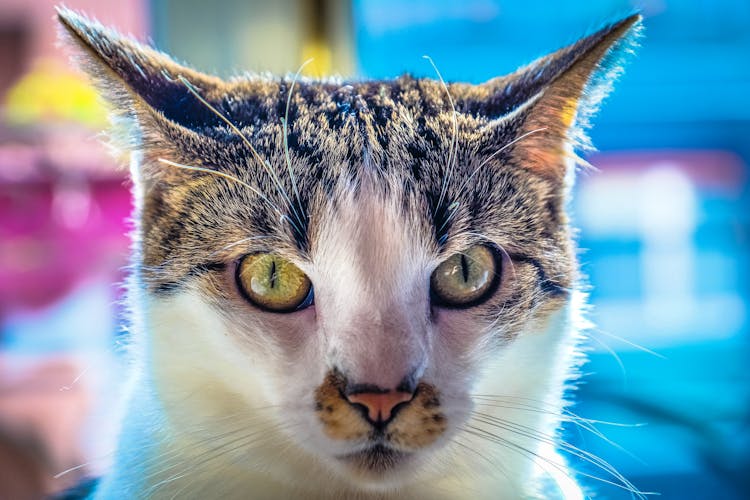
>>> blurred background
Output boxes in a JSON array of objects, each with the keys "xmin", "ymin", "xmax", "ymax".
[{"xmin": 0, "ymin": 0, "xmax": 747, "ymax": 498}]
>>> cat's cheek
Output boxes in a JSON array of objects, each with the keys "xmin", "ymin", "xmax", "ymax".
[
  {"xmin": 142, "ymin": 291, "xmax": 288, "ymax": 422},
  {"xmin": 246, "ymin": 306, "xmax": 317, "ymax": 345},
  {"xmin": 223, "ymin": 293, "xmax": 318, "ymax": 352},
  {"xmin": 227, "ymin": 308, "xmax": 330, "ymax": 411},
  {"xmin": 430, "ymin": 307, "xmax": 494, "ymax": 356}
]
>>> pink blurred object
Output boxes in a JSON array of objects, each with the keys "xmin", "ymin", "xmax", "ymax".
[
  {"xmin": 0, "ymin": 354, "xmax": 90, "ymax": 497},
  {"xmin": 0, "ymin": 134, "xmax": 131, "ymax": 317},
  {"xmin": 590, "ymin": 149, "xmax": 747, "ymax": 194}
]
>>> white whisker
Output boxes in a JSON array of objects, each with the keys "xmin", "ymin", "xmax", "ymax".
[
  {"xmin": 590, "ymin": 327, "xmax": 666, "ymax": 359},
  {"xmin": 462, "ymin": 424, "xmax": 653, "ymax": 499},
  {"xmin": 281, "ymin": 59, "xmax": 314, "ymax": 230},
  {"xmin": 455, "ymin": 127, "xmax": 548, "ymax": 197},
  {"xmin": 423, "ymin": 55, "xmax": 458, "ymax": 214},
  {"xmin": 177, "ymin": 76, "xmax": 306, "ymax": 237},
  {"xmin": 156, "ymin": 158, "xmax": 303, "ymax": 237}
]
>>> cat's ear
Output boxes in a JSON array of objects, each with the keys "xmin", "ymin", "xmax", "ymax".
[
  {"xmin": 56, "ymin": 7, "xmax": 227, "ymax": 133},
  {"xmin": 461, "ymin": 14, "xmax": 642, "ymax": 182}
]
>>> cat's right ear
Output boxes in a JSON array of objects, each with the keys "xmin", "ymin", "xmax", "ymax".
[
  {"xmin": 456, "ymin": 14, "xmax": 641, "ymax": 184},
  {"xmin": 56, "ymin": 7, "xmax": 227, "ymax": 140}
]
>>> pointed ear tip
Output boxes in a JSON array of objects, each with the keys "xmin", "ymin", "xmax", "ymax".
[
  {"xmin": 55, "ymin": 5, "xmax": 85, "ymax": 32},
  {"xmin": 581, "ymin": 13, "xmax": 643, "ymax": 55},
  {"xmin": 620, "ymin": 12, "xmax": 643, "ymax": 26},
  {"xmin": 55, "ymin": 6, "xmax": 135, "ymax": 66},
  {"xmin": 611, "ymin": 12, "xmax": 644, "ymax": 37},
  {"xmin": 55, "ymin": 6, "xmax": 96, "ymax": 45},
  {"xmin": 55, "ymin": 6, "xmax": 116, "ymax": 44}
]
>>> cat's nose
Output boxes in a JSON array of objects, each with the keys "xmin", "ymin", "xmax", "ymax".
[
  {"xmin": 345, "ymin": 389, "xmax": 414, "ymax": 426},
  {"xmin": 339, "ymin": 367, "xmax": 421, "ymax": 427}
]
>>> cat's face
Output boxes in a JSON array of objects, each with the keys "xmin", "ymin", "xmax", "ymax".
[
  {"xmin": 136, "ymin": 80, "xmax": 574, "ymax": 485},
  {"xmin": 59, "ymin": 9, "xmax": 640, "ymax": 492}
]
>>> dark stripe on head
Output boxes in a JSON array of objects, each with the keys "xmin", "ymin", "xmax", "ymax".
[
  {"xmin": 427, "ymin": 191, "xmax": 454, "ymax": 248},
  {"xmin": 288, "ymin": 197, "xmax": 310, "ymax": 253}
]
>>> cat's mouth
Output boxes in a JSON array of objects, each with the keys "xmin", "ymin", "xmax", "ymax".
[{"xmin": 337, "ymin": 443, "xmax": 411, "ymax": 474}]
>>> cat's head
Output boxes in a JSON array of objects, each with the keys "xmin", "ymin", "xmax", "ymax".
[{"xmin": 59, "ymin": 8, "xmax": 640, "ymax": 492}]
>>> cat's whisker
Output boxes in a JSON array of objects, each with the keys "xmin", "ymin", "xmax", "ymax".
[
  {"xmin": 156, "ymin": 158, "xmax": 277, "ymax": 213},
  {"xmin": 471, "ymin": 404, "xmax": 638, "ymax": 455},
  {"xmin": 449, "ymin": 437, "xmax": 496, "ymax": 470},
  {"xmin": 471, "ymin": 407, "xmax": 621, "ymax": 454},
  {"xmin": 167, "ymin": 477, "xmax": 193, "ymax": 500},
  {"xmin": 472, "ymin": 393, "xmax": 585, "ymax": 414},
  {"xmin": 454, "ymin": 438, "xmax": 518, "ymax": 493},
  {"xmin": 455, "ymin": 127, "xmax": 548, "ymax": 198},
  {"xmin": 54, "ymin": 458, "xmax": 104, "ymax": 479},
  {"xmin": 55, "ymin": 396, "xmax": 280, "ymax": 480},
  {"xmin": 463, "ymin": 424, "xmax": 652, "ymax": 499},
  {"xmin": 588, "ymin": 330, "xmax": 629, "ymax": 381},
  {"xmin": 177, "ymin": 76, "xmax": 306, "ymax": 240},
  {"xmin": 589, "ymin": 326, "xmax": 666, "ymax": 359},
  {"xmin": 470, "ymin": 410, "xmax": 643, "ymax": 476},
  {"xmin": 137, "ymin": 408, "xmax": 284, "ymax": 481},
  {"xmin": 281, "ymin": 59, "xmax": 314, "ymax": 231},
  {"xmin": 496, "ymin": 245, "xmax": 518, "ymax": 282},
  {"xmin": 471, "ymin": 396, "xmax": 646, "ymax": 429},
  {"xmin": 138, "ymin": 425, "xmax": 262, "ymax": 481},
  {"xmin": 469, "ymin": 416, "xmax": 588, "ymax": 468},
  {"xmin": 436, "ymin": 200, "xmax": 460, "ymax": 234},
  {"xmin": 423, "ymin": 55, "xmax": 458, "ymax": 217},
  {"xmin": 168, "ymin": 424, "xmax": 292, "ymax": 500},
  {"xmin": 182, "ymin": 421, "xmax": 299, "ymax": 475},
  {"xmin": 156, "ymin": 157, "xmax": 304, "ymax": 238},
  {"xmin": 461, "ymin": 425, "xmax": 585, "ymax": 495},
  {"xmin": 451, "ymin": 435, "xmax": 523, "ymax": 495},
  {"xmin": 147, "ymin": 421, "xmax": 298, "ymax": 497}
]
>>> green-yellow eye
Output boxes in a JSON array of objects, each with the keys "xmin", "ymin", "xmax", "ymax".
[
  {"xmin": 236, "ymin": 253, "xmax": 313, "ymax": 312},
  {"xmin": 430, "ymin": 245, "xmax": 499, "ymax": 307}
]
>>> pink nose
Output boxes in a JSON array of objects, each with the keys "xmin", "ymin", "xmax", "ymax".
[{"xmin": 346, "ymin": 391, "xmax": 414, "ymax": 423}]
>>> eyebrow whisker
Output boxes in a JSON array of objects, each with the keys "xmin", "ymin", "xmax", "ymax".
[
  {"xmin": 156, "ymin": 158, "xmax": 303, "ymax": 238},
  {"xmin": 423, "ymin": 55, "xmax": 458, "ymax": 217},
  {"xmin": 176, "ymin": 76, "xmax": 306, "ymax": 240},
  {"xmin": 281, "ymin": 58, "xmax": 314, "ymax": 236}
]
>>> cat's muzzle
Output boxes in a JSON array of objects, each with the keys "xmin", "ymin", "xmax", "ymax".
[{"xmin": 314, "ymin": 369, "xmax": 447, "ymax": 473}]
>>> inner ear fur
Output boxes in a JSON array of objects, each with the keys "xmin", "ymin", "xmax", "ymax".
[{"xmin": 459, "ymin": 14, "xmax": 642, "ymax": 181}]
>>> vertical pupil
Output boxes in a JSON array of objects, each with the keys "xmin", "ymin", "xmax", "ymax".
[
  {"xmin": 269, "ymin": 259, "xmax": 277, "ymax": 289},
  {"xmin": 460, "ymin": 254, "xmax": 469, "ymax": 283}
]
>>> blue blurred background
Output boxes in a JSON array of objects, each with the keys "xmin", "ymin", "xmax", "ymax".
[
  {"xmin": 354, "ymin": 2, "xmax": 750, "ymax": 499},
  {"xmin": 0, "ymin": 0, "xmax": 747, "ymax": 498}
]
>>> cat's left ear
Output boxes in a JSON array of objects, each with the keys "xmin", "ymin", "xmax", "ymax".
[
  {"xmin": 56, "ymin": 7, "xmax": 227, "ymax": 133},
  {"xmin": 459, "ymin": 14, "xmax": 642, "ymax": 182}
]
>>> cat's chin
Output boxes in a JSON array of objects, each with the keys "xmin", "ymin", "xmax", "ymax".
[{"xmin": 331, "ymin": 444, "xmax": 421, "ymax": 490}]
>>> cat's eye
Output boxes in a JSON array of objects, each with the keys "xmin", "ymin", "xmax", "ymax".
[
  {"xmin": 430, "ymin": 245, "xmax": 500, "ymax": 308},
  {"xmin": 236, "ymin": 253, "xmax": 313, "ymax": 312}
]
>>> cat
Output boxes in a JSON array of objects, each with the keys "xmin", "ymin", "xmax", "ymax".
[{"xmin": 56, "ymin": 7, "xmax": 642, "ymax": 499}]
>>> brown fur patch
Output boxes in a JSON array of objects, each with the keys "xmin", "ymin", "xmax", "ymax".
[
  {"xmin": 314, "ymin": 371, "xmax": 371, "ymax": 441},
  {"xmin": 387, "ymin": 383, "xmax": 447, "ymax": 449}
]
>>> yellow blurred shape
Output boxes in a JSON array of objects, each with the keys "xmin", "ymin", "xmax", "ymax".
[
  {"xmin": 300, "ymin": 39, "xmax": 332, "ymax": 77},
  {"xmin": 4, "ymin": 60, "xmax": 108, "ymax": 128}
]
